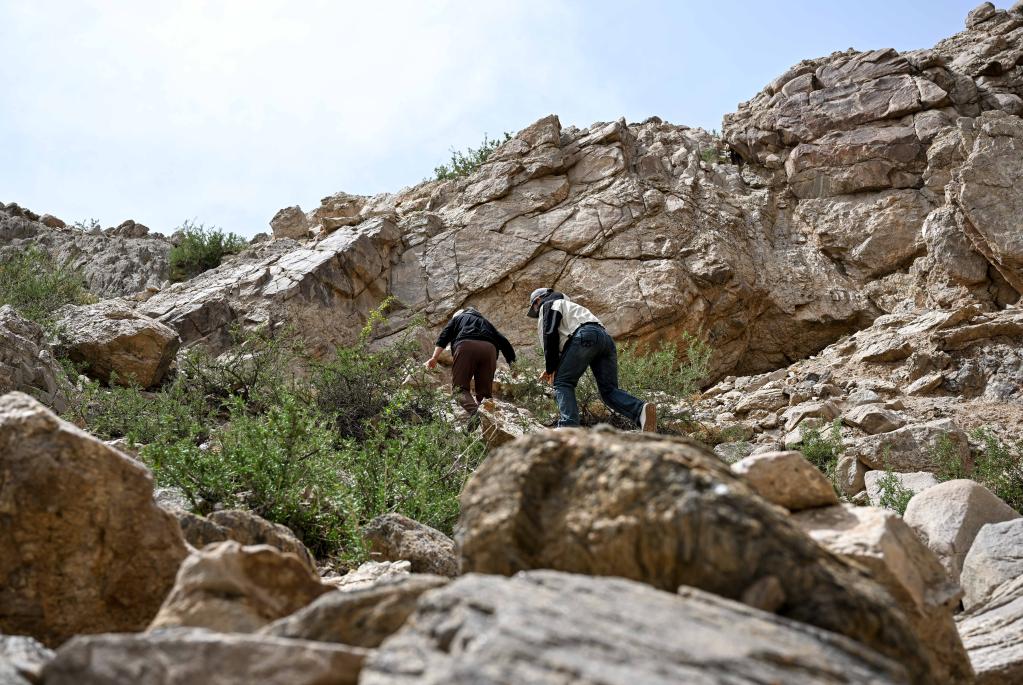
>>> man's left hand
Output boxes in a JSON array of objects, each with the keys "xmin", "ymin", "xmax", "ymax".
[{"xmin": 539, "ymin": 371, "xmax": 554, "ymax": 385}]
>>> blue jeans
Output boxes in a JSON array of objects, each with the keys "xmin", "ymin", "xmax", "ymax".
[{"xmin": 553, "ymin": 325, "xmax": 645, "ymax": 428}]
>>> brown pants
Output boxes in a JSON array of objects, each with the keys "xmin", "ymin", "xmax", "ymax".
[{"xmin": 451, "ymin": 339, "xmax": 497, "ymax": 414}]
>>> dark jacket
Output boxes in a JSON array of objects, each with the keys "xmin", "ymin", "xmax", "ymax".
[{"xmin": 436, "ymin": 309, "xmax": 516, "ymax": 364}]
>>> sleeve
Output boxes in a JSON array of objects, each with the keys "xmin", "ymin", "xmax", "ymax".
[
  {"xmin": 541, "ymin": 303, "xmax": 562, "ymax": 374},
  {"xmin": 496, "ymin": 330, "xmax": 516, "ymax": 364},
  {"xmin": 435, "ymin": 315, "xmax": 461, "ymax": 350}
]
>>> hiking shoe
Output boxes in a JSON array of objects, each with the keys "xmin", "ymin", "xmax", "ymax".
[{"xmin": 640, "ymin": 403, "xmax": 657, "ymax": 432}]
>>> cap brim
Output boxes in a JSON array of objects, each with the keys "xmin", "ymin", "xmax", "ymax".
[{"xmin": 526, "ymin": 303, "xmax": 539, "ymax": 318}]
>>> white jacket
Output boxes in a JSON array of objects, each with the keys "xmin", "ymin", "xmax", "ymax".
[{"xmin": 537, "ymin": 297, "xmax": 602, "ymax": 352}]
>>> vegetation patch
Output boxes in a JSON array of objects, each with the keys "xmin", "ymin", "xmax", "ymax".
[
  {"xmin": 169, "ymin": 221, "xmax": 246, "ymax": 282},
  {"xmin": 433, "ymin": 132, "xmax": 512, "ymax": 181}
]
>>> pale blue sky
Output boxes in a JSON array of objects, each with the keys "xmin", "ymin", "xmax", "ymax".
[{"xmin": 1, "ymin": 1, "xmax": 983, "ymax": 236}]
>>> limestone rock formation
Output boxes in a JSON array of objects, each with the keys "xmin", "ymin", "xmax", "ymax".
[
  {"xmin": 360, "ymin": 571, "xmax": 910, "ymax": 685},
  {"xmin": 904, "ymin": 479, "xmax": 1020, "ymax": 583},
  {"xmin": 961, "ymin": 518, "xmax": 1023, "ymax": 610},
  {"xmin": 0, "ymin": 203, "xmax": 171, "ymax": 297},
  {"xmin": 0, "ymin": 392, "xmax": 188, "ymax": 647},
  {"xmin": 262, "ymin": 574, "xmax": 449, "ymax": 648},
  {"xmin": 42, "ymin": 628, "xmax": 367, "ymax": 685},
  {"xmin": 0, "ymin": 305, "xmax": 66, "ymax": 410},
  {"xmin": 56, "ymin": 300, "xmax": 180, "ymax": 387},
  {"xmin": 730, "ymin": 450, "xmax": 838, "ymax": 511},
  {"xmin": 793, "ymin": 504, "xmax": 972, "ymax": 683},
  {"xmin": 456, "ymin": 429, "xmax": 937, "ymax": 682},
  {"xmin": 362, "ymin": 513, "xmax": 458, "ymax": 577},
  {"xmin": 148, "ymin": 541, "xmax": 332, "ymax": 633}
]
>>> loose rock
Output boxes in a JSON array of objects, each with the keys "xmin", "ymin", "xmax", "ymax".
[
  {"xmin": 362, "ymin": 513, "xmax": 458, "ymax": 577},
  {"xmin": 731, "ymin": 450, "xmax": 838, "ymax": 511}
]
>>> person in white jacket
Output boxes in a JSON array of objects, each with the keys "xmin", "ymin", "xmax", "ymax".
[{"xmin": 527, "ymin": 288, "xmax": 656, "ymax": 431}]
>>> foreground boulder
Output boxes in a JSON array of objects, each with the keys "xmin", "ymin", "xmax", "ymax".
[
  {"xmin": 0, "ymin": 305, "xmax": 65, "ymax": 411},
  {"xmin": 0, "ymin": 393, "xmax": 188, "ymax": 646},
  {"xmin": 173, "ymin": 508, "xmax": 316, "ymax": 573},
  {"xmin": 793, "ymin": 504, "xmax": 972, "ymax": 683},
  {"xmin": 904, "ymin": 479, "xmax": 1020, "ymax": 583},
  {"xmin": 42, "ymin": 628, "xmax": 366, "ymax": 685},
  {"xmin": 262, "ymin": 574, "xmax": 449, "ymax": 648},
  {"xmin": 57, "ymin": 300, "xmax": 179, "ymax": 387},
  {"xmin": 361, "ymin": 571, "xmax": 910, "ymax": 684},
  {"xmin": 730, "ymin": 450, "xmax": 838, "ymax": 511},
  {"xmin": 958, "ymin": 573, "xmax": 1023, "ymax": 685},
  {"xmin": 961, "ymin": 518, "xmax": 1023, "ymax": 611},
  {"xmin": 457, "ymin": 429, "xmax": 937, "ymax": 682},
  {"xmin": 362, "ymin": 513, "xmax": 458, "ymax": 577},
  {"xmin": 149, "ymin": 541, "xmax": 332, "ymax": 633}
]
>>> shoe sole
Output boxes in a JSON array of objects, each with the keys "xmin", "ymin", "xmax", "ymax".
[{"xmin": 641, "ymin": 403, "xmax": 657, "ymax": 432}]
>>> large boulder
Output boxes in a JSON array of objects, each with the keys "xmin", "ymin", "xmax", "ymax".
[
  {"xmin": 362, "ymin": 513, "xmax": 458, "ymax": 577},
  {"xmin": 269, "ymin": 205, "xmax": 311, "ymax": 240},
  {"xmin": 793, "ymin": 504, "xmax": 972, "ymax": 683},
  {"xmin": 57, "ymin": 300, "xmax": 179, "ymax": 387},
  {"xmin": 0, "ymin": 392, "xmax": 188, "ymax": 646},
  {"xmin": 149, "ymin": 541, "xmax": 332, "ymax": 633},
  {"xmin": 730, "ymin": 450, "xmax": 838, "ymax": 511},
  {"xmin": 958, "ymin": 573, "xmax": 1023, "ymax": 685},
  {"xmin": 361, "ymin": 571, "xmax": 910, "ymax": 684},
  {"xmin": 961, "ymin": 518, "xmax": 1023, "ymax": 611},
  {"xmin": 456, "ymin": 429, "xmax": 938, "ymax": 682},
  {"xmin": 904, "ymin": 479, "xmax": 1021, "ymax": 583},
  {"xmin": 42, "ymin": 628, "xmax": 367, "ymax": 685},
  {"xmin": 0, "ymin": 305, "xmax": 65, "ymax": 410},
  {"xmin": 262, "ymin": 574, "xmax": 449, "ymax": 648}
]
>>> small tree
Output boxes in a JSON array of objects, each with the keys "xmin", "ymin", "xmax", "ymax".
[
  {"xmin": 434, "ymin": 132, "xmax": 512, "ymax": 181},
  {"xmin": 169, "ymin": 221, "xmax": 247, "ymax": 282},
  {"xmin": 0, "ymin": 246, "xmax": 93, "ymax": 328}
]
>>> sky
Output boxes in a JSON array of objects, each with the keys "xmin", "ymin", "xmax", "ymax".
[{"xmin": 0, "ymin": 1, "xmax": 985, "ymax": 237}]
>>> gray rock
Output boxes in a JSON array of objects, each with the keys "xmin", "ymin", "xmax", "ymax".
[
  {"xmin": 0, "ymin": 306, "xmax": 65, "ymax": 411},
  {"xmin": 844, "ymin": 404, "xmax": 906, "ymax": 434},
  {"xmin": 961, "ymin": 519, "xmax": 1023, "ymax": 611},
  {"xmin": 835, "ymin": 454, "xmax": 868, "ymax": 496},
  {"xmin": 847, "ymin": 418, "xmax": 971, "ymax": 472},
  {"xmin": 0, "ymin": 635, "xmax": 53, "ymax": 684},
  {"xmin": 957, "ymin": 573, "xmax": 1023, "ymax": 685},
  {"xmin": 42, "ymin": 628, "xmax": 367, "ymax": 685},
  {"xmin": 269, "ymin": 205, "xmax": 311, "ymax": 240},
  {"xmin": 362, "ymin": 513, "xmax": 457, "ymax": 577},
  {"xmin": 360, "ymin": 571, "xmax": 910, "ymax": 685},
  {"xmin": 262, "ymin": 574, "xmax": 448, "ymax": 648},
  {"xmin": 904, "ymin": 479, "xmax": 1020, "ymax": 583}
]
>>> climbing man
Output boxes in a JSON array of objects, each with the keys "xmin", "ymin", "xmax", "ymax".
[
  {"xmin": 527, "ymin": 288, "xmax": 656, "ymax": 431},
  {"xmin": 425, "ymin": 306, "xmax": 516, "ymax": 415}
]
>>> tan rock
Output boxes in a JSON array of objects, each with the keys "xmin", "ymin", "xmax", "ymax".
[
  {"xmin": 794, "ymin": 504, "xmax": 972, "ymax": 683},
  {"xmin": 149, "ymin": 541, "xmax": 332, "ymax": 633},
  {"xmin": 456, "ymin": 429, "xmax": 938, "ymax": 681},
  {"xmin": 835, "ymin": 454, "xmax": 868, "ymax": 496},
  {"xmin": 958, "ymin": 573, "xmax": 1023, "ymax": 684},
  {"xmin": 864, "ymin": 470, "xmax": 939, "ymax": 509},
  {"xmin": 57, "ymin": 300, "xmax": 179, "ymax": 387},
  {"xmin": 269, "ymin": 205, "xmax": 311, "ymax": 240},
  {"xmin": 362, "ymin": 513, "xmax": 457, "ymax": 577},
  {"xmin": 43, "ymin": 628, "xmax": 367, "ymax": 685},
  {"xmin": 0, "ymin": 392, "xmax": 188, "ymax": 646},
  {"xmin": 848, "ymin": 418, "xmax": 971, "ymax": 472},
  {"xmin": 904, "ymin": 479, "xmax": 1021, "ymax": 583},
  {"xmin": 173, "ymin": 509, "xmax": 317, "ymax": 573},
  {"xmin": 325, "ymin": 560, "xmax": 411, "ymax": 592},
  {"xmin": 262, "ymin": 574, "xmax": 449, "ymax": 647},
  {"xmin": 844, "ymin": 403, "xmax": 907, "ymax": 434},
  {"xmin": 360, "ymin": 571, "xmax": 910, "ymax": 685},
  {"xmin": 0, "ymin": 305, "xmax": 66, "ymax": 410},
  {"xmin": 731, "ymin": 450, "xmax": 838, "ymax": 511}
]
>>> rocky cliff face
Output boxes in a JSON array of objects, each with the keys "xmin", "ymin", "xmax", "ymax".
[{"xmin": 100, "ymin": 3, "xmax": 1022, "ymax": 383}]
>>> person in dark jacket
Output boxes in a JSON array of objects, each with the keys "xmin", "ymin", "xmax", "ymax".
[
  {"xmin": 527, "ymin": 287, "xmax": 656, "ymax": 431},
  {"xmin": 425, "ymin": 306, "xmax": 516, "ymax": 414}
]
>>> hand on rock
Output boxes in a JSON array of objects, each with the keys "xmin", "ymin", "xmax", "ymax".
[{"xmin": 424, "ymin": 358, "xmax": 438, "ymax": 370}]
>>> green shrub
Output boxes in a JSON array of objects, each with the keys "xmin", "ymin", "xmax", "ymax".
[
  {"xmin": 969, "ymin": 428, "xmax": 1023, "ymax": 512},
  {"xmin": 434, "ymin": 132, "xmax": 512, "ymax": 181},
  {"xmin": 876, "ymin": 467, "xmax": 914, "ymax": 515},
  {"xmin": 933, "ymin": 433, "xmax": 969, "ymax": 482},
  {"xmin": 797, "ymin": 419, "xmax": 844, "ymax": 483},
  {"xmin": 0, "ymin": 246, "xmax": 93, "ymax": 327},
  {"xmin": 169, "ymin": 221, "xmax": 246, "ymax": 282},
  {"xmin": 143, "ymin": 393, "xmax": 357, "ymax": 558}
]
